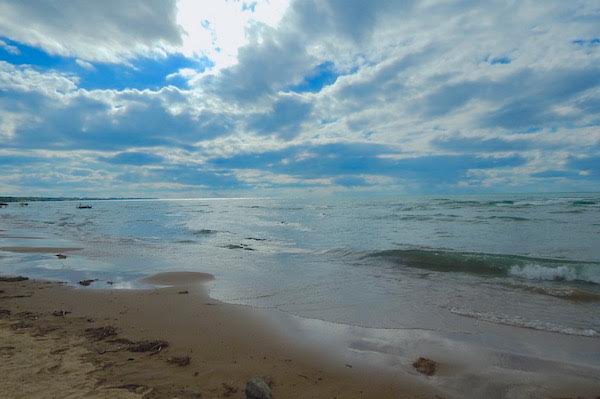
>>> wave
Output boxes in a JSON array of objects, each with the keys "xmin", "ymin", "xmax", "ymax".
[
  {"xmin": 571, "ymin": 200, "xmax": 597, "ymax": 206},
  {"xmin": 476, "ymin": 215, "xmax": 531, "ymax": 222},
  {"xmin": 364, "ymin": 248, "xmax": 600, "ymax": 284},
  {"xmin": 510, "ymin": 264, "xmax": 577, "ymax": 282},
  {"xmin": 432, "ymin": 197, "xmax": 599, "ymax": 209},
  {"xmin": 433, "ymin": 199, "xmax": 515, "ymax": 208},
  {"xmin": 191, "ymin": 229, "xmax": 218, "ymax": 236},
  {"xmin": 449, "ymin": 307, "xmax": 599, "ymax": 337}
]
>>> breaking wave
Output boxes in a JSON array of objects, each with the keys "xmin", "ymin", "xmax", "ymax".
[
  {"xmin": 510, "ymin": 264, "xmax": 578, "ymax": 282},
  {"xmin": 364, "ymin": 248, "xmax": 600, "ymax": 284}
]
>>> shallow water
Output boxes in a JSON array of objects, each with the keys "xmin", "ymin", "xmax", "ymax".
[{"xmin": 1, "ymin": 194, "xmax": 600, "ymax": 391}]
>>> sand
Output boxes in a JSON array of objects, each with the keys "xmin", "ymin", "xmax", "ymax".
[{"xmin": 0, "ymin": 272, "xmax": 437, "ymax": 399}]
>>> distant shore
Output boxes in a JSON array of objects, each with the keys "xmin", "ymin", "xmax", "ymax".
[
  {"xmin": 0, "ymin": 196, "xmax": 154, "ymax": 203},
  {"xmin": 0, "ymin": 270, "xmax": 435, "ymax": 398}
]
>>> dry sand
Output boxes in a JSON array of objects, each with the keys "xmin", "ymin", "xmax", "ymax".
[{"xmin": 0, "ymin": 271, "xmax": 438, "ymax": 399}]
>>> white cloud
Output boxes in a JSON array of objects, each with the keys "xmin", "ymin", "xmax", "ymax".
[
  {"xmin": 0, "ymin": 0, "xmax": 182, "ymax": 63},
  {"xmin": 75, "ymin": 59, "xmax": 95, "ymax": 71},
  {"xmin": 166, "ymin": 67, "xmax": 197, "ymax": 81},
  {"xmin": 0, "ymin": 61, "xmax": 78, "ymax": 94},
  {"xmin": 2, "ymin": 0, "xmax": 600, "ymax": 194},
  {"xmin": 176, "ymin": 0, "xmax": 289, "ymax": 72},
  {"xmin": 0, "ymin": 38, "xmax": 20, "ymax": 55}
]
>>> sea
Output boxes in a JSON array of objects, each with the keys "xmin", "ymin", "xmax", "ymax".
[{"xmin": 1, "ymin": 193, "xmax": 599, "ymax": 395}]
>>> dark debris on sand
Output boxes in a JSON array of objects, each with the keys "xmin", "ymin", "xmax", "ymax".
[
  {"xmin": 167, "ymin": 355, "xmax": 191, "ymax": 366},
  {"xmin": 78, "ymin": 279, "xmax": 97, "ymax": 286},
  {"xmin": 10, "ymin": 321, "xmax": 33, "ymax": 330},
  {"xmin": 222, "ymin": 382, "xmax": 238, "ymax": 397},
  {"xmin": 15, "ymin": 311, "xmax": 39, "ymax": 321},
  {"xmin": 127, "ymin": 340, "xmax": 169, "ymax": 355},
  {"xmin": 0, "ymin": 276, "xmax": 29, "ymax": 282},
  {"xmin": 413, "ymin": 357, "xmax": 438, "ymax": 376},
  {"xmin": 113, "ymin": 384, "xmax": 148, "ymax": 394},
  {"xmin": 52, "ymin": 310, "xmax": 72, "ymax": 317},
  {"xmin": 85, "ymin": 326, "xmax": 118, "ymax": 340}
]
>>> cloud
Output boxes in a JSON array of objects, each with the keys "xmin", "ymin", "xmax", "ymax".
[
  {"xmin": 201, "ymin": 26, "xmax": 313, "ymax": 102},
  {"xmin": 432, "ymin": 134, "xmax": 534, "ymax": 153},
  {"xmin": 569, "ymin": 155, "xmax": 600, "ymax": 177},
  {"xmin": 419, "ymin": 67, "xmax": 600, "ymax": 132},
  {"xmin": 0, "ymin": 64, "xmax": 236, "ymax": 151},
  {"xmin": 289, "ymin": 0, "xmax": 415, "ymax": 44},
  {"xmin": 0, "ymin": 38, "xmax": 19, "ymax": 55},
  {"xmin": 127, "ymin": 164, "xmax": 245, "ymax": 190},
  {"xmin": 2, "ymin": 0, "xmax": 600, "ymax": 195},
  {"xmin": 247, "ymin": 96, "xmax": 313, "ymax": 139},
  {"xmin": 75, "ymin": 59, "xmax": 95, "ymax": 71},
  {"xmin": 0, "ymin": 0, "xmax": 182, "ymax": 63},
  {"xmin": 212, "ymin": 142, "xmax": 525, "ymax": 188}
]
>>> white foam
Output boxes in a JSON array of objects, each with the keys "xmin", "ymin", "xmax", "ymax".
[
  {"xmin": 509, "ymin": 263, "xmax": 600, "ymax": 284},
  {"xmin": 450, "ymin": 307, "xmax": 599, "ymax": 337}
]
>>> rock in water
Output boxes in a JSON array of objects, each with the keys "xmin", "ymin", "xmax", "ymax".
[{"xmin": 245, "ymin": 376, "xmax": 272, "ymax": 399}]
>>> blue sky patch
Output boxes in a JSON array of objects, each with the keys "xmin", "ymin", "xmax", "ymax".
[
  {"xmin": 99, "ymin": 151, "xmax": 164, "ymax": 166},
  {"xmin": 490, "ymin": 56, "xmax": 511, "ymax": 65},
  {"xmin": 78, "ymin": 54, "xmax": 212, "ymax": 90},
  {"xmin": 289, "ymin": 61, "xmax": 340, "ymax": 93},
  {"xmin": 0, "ymin": 37, "xmax": 69, "ymax": 69},
  {"xmin": 0, "ymin": 37, "xmax": 212, "ymax": 90},
  {"xmin": 334, "ymin": 176, "xmax": 369, "ymax": 187},
  {"xmin": 572, "ymin": 38, "xmax": 600, "ymax": 46}
]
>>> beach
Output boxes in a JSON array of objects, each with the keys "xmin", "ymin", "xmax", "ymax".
[
  {"xmin": 0, "ymin": 269, "xmax": 436, "ymax": 399},
  {"xmin": 2, "ymin": 0, "xmax": 600, "ymax": 396},
  {"xmin": 1, "ymin": 196, "xmax": 600, "ymax": 398}
]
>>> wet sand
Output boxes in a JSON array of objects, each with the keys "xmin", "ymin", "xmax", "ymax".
[{"xmin": 0, "ymin": 271, "xmax": 437, "ymax": 399}]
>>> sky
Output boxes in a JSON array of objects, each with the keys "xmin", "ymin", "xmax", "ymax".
[{"xmin": 0, "ymin": 0, "xmax": 599, "ymax": 197}]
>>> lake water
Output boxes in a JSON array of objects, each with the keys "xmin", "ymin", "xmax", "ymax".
[{"xmin": 1, "ymin": 193, "xmax": 599, "ymax": 396}]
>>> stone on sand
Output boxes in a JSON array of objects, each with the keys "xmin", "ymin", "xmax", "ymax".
[{"xmin": 245, "ymin": 376, "xmax": 272, "ymax": 399}]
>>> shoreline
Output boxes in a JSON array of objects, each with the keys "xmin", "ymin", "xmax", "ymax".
[
  {"xmin": 0, "ymin": 244, "xmax": 599, "ymax": 398},
  {"xmin": 0, "ymin": 271, "xmax": 437, "ymax": 398}
]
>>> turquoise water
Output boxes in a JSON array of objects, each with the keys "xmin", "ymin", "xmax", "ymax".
[{"xmin": 1, "ymin": 194, "xmax": 600, "ymax": 341}]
